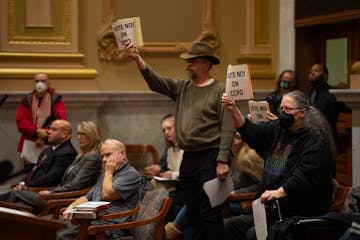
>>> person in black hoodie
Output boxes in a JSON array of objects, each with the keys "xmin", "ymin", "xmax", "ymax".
[
  {"xmin": 307, "ymin": 63, "xmax": 351, "ymax": 151},
  {"xmin": 222, "ymin": 90, "xmax": 335, "ymax": 240}
]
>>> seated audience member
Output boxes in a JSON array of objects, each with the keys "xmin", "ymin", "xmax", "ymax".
[
  {"xmin": 142, "ymin": 114, "xmax": 184, "ymax": 222},
  {"xmin": 16, "ymin": 72, "xmax": 67, "ymax": 173},
  {"xmin": 57, "ymin": 139, "xmax": 142, "ymax": 240},
  {"xmin": 230, "ymin": 131, "xmax": 263, "ymax": 195},
  {"xmin": 0, "ymin": 119, "xmax": 77, "ymax": 201},
  {"xmin": 7, "ymin": 120, "xmax": 102, "ymax": 213},
  {"xmin": 265, "ymin": 70, "xmax": 297, "ymax": 119},
  {"xmin": 222, "ymin": 90, "xmax": 335, "ymax": 240},
  {"xmin": 228, "ymin": 131, "xmax": 263, "ymax": 216}
]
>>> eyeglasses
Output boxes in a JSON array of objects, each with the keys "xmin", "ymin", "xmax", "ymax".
[{"xmin": 278, "ymin": 106, "xmax": 301, "ymax": 113}]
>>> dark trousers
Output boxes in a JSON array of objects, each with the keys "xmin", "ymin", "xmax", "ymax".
[
  {"xmin": 225, "ymin": 214, "xmax": 256, "ymax": 240},
  {"xmin": 0, "ymin": 191, "xmax": 11, "ymax": 201},
  {"xmin": 179, "ymin": 148, "xmax": 225, "ymax": 240}
]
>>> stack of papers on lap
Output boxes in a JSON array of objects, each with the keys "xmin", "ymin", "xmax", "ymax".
[
  {"xmin": 64, "ymin": 201, "xmax": 110, "ymax": 219},
  {"xmin": 153, "ymin": 176, "xmax": 178, "ymax": 181},
  {"xmin": 74, "ymin": 201, "xmax": 110, "ymax": 211}
]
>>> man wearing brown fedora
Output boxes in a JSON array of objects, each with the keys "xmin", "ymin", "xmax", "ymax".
[{"xmin": 125, "ymin": 41, "xmax": 233, "ymax": 240}]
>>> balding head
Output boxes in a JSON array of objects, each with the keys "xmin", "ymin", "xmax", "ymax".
[
  {"xmin": 47, "ymin": 120, "xmax": 72, "ymax": 146},
  {"xmin": 100, "ymin": 139, "xmax": 128, "ymax": 169}
]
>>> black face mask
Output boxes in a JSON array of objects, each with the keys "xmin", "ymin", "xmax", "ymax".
[{"xmin": 278, "ymin": 112, "xmax": 295, "ymax": 129}]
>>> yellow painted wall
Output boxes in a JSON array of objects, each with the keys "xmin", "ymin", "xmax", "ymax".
[
  {"xmin": 77, "ymin": 0, "xmax": 277, "ymax": 91},
  {"xmin": 0, "ymin": 0, "xmax": 278, "ymax": 91}
]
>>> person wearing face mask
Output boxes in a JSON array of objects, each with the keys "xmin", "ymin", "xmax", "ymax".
[
  {"xmin": 222, "ymin": 90, "xmax": 335, "ymax": 240},
  {"xmin": 265, "ymin": 70, "xmax": 298, "ymax": 118},
  {"xmin": 15, "ymin": 72, "xmax": 67, "ymax": 173}
]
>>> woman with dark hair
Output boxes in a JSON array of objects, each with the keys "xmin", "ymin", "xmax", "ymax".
[
  {"xmin": 265, "ymin": 70, "xmax": 298, "ymax": 118},
  {"xmin": 222, "ymin": 90, "xmax": 335, "ymax": 240}
]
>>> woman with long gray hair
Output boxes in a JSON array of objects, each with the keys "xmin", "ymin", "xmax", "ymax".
[{"xmin": 222, "ymin": 90, "xmax": 334, "ymax": 240}]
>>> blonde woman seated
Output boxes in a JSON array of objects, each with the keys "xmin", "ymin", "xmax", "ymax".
[
  {"xmin": 165, "ymin": 132, "xmax": 263, "ymax": 239},
  {"xmin": 142, "ymin": 114, "xmax": 184, "ymax": 222},
  {"xmin": 228, "ymin": 131, "xmax": 263, "ymax": 216}
]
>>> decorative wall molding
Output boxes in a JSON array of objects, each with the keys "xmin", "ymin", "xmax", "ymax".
[
  {"xmin": 0, "ymin": 0, "xmax": 98, "ymax": 84},
  {"xmin": 2, "ymin": 0, "xmax": 77, "ymax": 52},
  {"xmin": 97, "ymin": 0, "xmax": 219, "ymax": 61}
]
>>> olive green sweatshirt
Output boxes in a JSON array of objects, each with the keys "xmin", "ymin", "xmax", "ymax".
[{"xmin": 140, "ymin": 65, "xmax": 233, "ymax": 163}]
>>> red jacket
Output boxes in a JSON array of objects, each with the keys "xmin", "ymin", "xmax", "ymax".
[{"xmin": 15, "ymin": 87, "xmax": 67, "ymax": 152}]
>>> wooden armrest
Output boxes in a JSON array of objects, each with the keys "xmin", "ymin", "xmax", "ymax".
[
  {"xmin": 46, "ymin": 198, "xmax": 77, "ymax": 209},
  {"xmin": 229, "ymin": 191, "xmax": 257, "ymax": 201},
  {"xmin": 0, "ymin": 201, "xmax": 34, "ymax": 213},
  {"xmin": 39, "ymin": 187, "xmax": 91, "ymax": 200},
  {"xmin": 240, "ymin": 201, "xmax": 253, "ymax": 214},
  {"xmin": 222, "ymin": 191, "xmax": 257, "ymax": 218},
  {"xmin": 42, "ymin": 198, "xmax": 77, "ymax": 219},
  {"xmin": 89, "ymin": 215, "xmax": 160, "ymax": 234},
  {"xmin": 9, "ymin": 185, "xmax": 55, "ymax": 192},
  {"xmin": 99, "ymin": 205, "xmax": 140, "ymax": 221},
  {"xmin": 27, "ymin": 186, "xmax": 56, "ymax": 192}
]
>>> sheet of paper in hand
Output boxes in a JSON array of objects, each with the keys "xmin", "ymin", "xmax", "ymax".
[
  {"xmin": 21, "ymin": 140, "xmax": 47, "ymax": 164},
  {"xmin": 252, "ymin": 198, "xmax": 268, "ymax": 240},
  {"xmin": 203, "ymin": 176, "xmax": 234, "ymax": 207},
  {"xmin": 248, "ymin": 100, "xmax": 270, "ymax": 124},
  {"xmin": 111, "ymin": 17, "xmax": 144, "ymax": 50},
  {"xmin": 225, "ymin": 64, "xmax": 254, "ymax": 101}
]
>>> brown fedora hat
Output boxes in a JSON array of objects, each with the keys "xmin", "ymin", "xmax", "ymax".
[{"xmin": 180, "ymin": 41, "xmax": 220, "ymax": 65}]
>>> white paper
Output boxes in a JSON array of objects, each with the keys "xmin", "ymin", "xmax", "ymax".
[
  {"xmin": 20, "ymin": 140, "xmax": 47, "ymax": 164},
  {"xmin": 153, "ymin": 176, "xmax": 177, "ymax": 182},
  {"xmin": 0, "ymin": 206, "xmax": 34, "ymax": 217},
  {"xmin": 75, "ymin": 201, "xmax": 110, "ymax": 210},
  {"xmin": 203, "ymin": 176, "xmax": 234, "ymax": 207},
  {"xmin": 252, "ymin": 198, "xmax": 268, "ymax": 240},
  {"xmin": 111, "ymin": 17, "xmax": 143, "ymax": 50},
  {"xmin": 225, "ymin": 64, "xmax": 254, "ymax": 101}
]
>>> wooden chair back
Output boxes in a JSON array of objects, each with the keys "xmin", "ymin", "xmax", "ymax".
[
  {"xmin": 87, "ymin": 188, "xmax": 172, "ymax": 240},
  {"xmin": 126, "ymin": 144, "xmax": 159, "ymax": 171},
  {"xmin": 330, "ymin": 183, "xmax": 351, "ymax": 212}
]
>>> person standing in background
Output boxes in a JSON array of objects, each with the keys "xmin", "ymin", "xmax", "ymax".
[
  {"xmin": 16, "ymin": 72, "xmax": 66, "ymax": 173},
  {"xmin": 307, "ymin": 63, "xmax": 339, "ymax": 150}
]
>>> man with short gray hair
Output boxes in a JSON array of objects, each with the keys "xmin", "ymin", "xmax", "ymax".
[{"xmin": 57, "ymin": 139, "xmax": 142, "ymax": 240}]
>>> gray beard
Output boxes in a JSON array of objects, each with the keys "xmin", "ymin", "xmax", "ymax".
[{"xmin": 186, "ymin": 70, "xmax": 196, "ymax": 80}]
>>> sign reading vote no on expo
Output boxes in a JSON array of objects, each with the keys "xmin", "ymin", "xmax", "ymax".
[{"xmin": 225, "ymin": 64, "xmax": 254, "ymax": 101}]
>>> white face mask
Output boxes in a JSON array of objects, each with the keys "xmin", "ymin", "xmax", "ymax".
[{"xmin": 35, "ymin": 81, "xmax": 48, "ymax": 93}]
